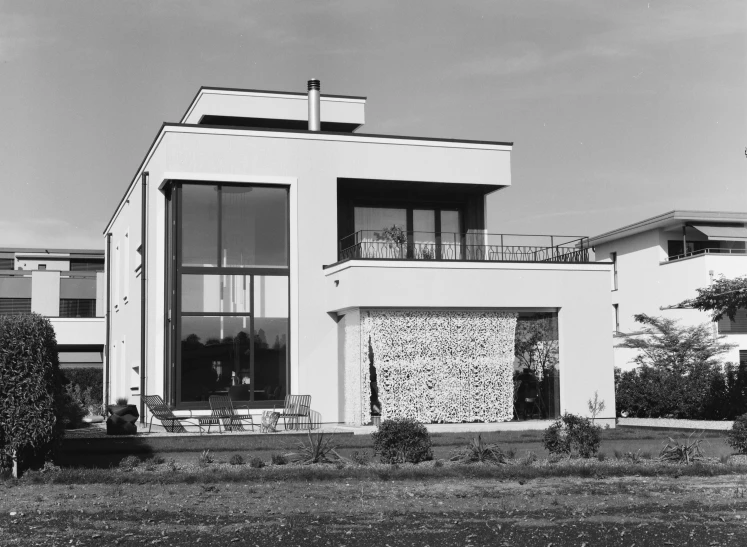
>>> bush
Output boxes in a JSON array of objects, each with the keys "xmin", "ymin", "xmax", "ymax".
[
  {"xmin": 197, "ymin": 450, "xmax": 213, "ymax": 467},
  {"xmin": 249, "ymin": 457, "xmax": 265, "ymax": 469},
  {"xmin": 543, "ymin": 414, "xmax": 601, "ymax": 458},
  {"xmin": 372, "ymin": 418, "xmax": 433, "ymax": 464},
  {"xmin": 60, "ymin": 368, "xmax": 103, "ymax": 408},
  {"xmin": 451, "ymin": 434, "xmax": 506, "ymax": 465},
  {"xmin": 229, "ymin": 454, "xmax": 245, "ymax": 466},
  {"xmin": 119, "ymin": 455, "xmax": 140, "ymax": 471},
  {"xmin": 271, "ymin": 453, "xmax": 287, "ymax": 466},
  {"xmin": 660, "ymin": 434, "xmax": 704, "ymax": 464},
  {"xmin": 350, "ymin": 450, "xmax": 369, "ymax": 466},
  {"xmin": 0, "ymin": 314, "xmax": 65, "ymax": 474},
  {"xmin": 727, "ymin": 414, "xmax": 747, "ymax": 455},
  {"xmin": 285, "ymin": 431, "xmax": 342, "ymax": 465}
]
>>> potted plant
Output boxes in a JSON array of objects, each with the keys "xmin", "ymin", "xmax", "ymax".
[{"xmin": 374, "ymin": 225, "xmax": 407, "ymax": 258}]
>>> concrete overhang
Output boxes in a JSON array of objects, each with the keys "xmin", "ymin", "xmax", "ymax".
[
  {"xmin": 181, "ymin": 87, "xmax": 367, "ymax": 131},
  {"xmin": 588, "ymin": 210, "xmax": 747, "ymax": 247}
]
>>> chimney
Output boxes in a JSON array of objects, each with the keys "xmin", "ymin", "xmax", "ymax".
[{"xmin": 307, "ymin": 79, "xmax": 320, "ymax": 131}]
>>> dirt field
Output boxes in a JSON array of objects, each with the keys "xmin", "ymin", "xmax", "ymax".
[{"xmin": 2, "ymin": 473, "xmax": 747, "ymax": 546}]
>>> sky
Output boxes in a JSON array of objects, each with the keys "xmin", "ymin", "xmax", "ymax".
[{"xmin": 0, "ymin": 0, "xmax": 744, "ymax": 249}]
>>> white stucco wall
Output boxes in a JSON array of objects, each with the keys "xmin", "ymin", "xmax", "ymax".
[
  {"xmin": 595, "ymin": 230, "xmax": 747, "ymax": 370},
  {"xmin": 326, "ymin": 261, "xmax": 615, "ymax": 422}
]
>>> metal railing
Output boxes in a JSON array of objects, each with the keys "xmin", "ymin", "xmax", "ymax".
[
  {"xmin": 666, "ymin": 247, "xmax": 747, "ymax": 262},
  {"xmin": 339, "ymin": 231, "xmax": 590, "ymax": 264}
]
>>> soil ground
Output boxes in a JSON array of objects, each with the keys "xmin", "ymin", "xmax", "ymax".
[{"xmin": 3, "ymin": 474, "xmax": 747, "ymax": 546}]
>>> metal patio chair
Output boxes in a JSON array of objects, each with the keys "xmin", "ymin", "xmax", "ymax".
[
  {"xmin": 142, "ymin": 395, "xmax": 207, "ymax": 434},
  {"xmin": 207, "ymin": 395, "xmax": 255, "ymax": 433},
  {"xmin": 279, "ymin": 394, "xmax": 312, "ymax": 430}
]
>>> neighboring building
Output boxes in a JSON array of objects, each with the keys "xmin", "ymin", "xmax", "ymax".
[
  {"xmin": 589, "ymin": 210, "xmax": 747, "ymax": 370},
  {"xmin": 105, "ymin": 81, "xmax": 615, "ymax": 427},
  {"xmin": 0, "ymin": 247, "xmax": 106, "ymax": 369}
]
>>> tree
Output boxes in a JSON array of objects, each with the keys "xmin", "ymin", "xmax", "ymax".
[
  {"xmin": 679, "ymin": 275, "xmax": 747, "ymax": 322},
  {"xmin": 615, "ymin": 314, "xmax": 736, "ymax": 419},
  {"xmin": 617, "ymin": 314, "xmax": 733, "ymax": 375}
]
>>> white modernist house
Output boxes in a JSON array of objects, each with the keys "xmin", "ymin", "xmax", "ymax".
[
  {"xmin": 104, "ymin": 81, "xmax": 615, "ymax": 428},
  {"xmin": 590, "ymin": 210, "xmax": 747, "ymax": 370},
  {"xmin": 0, "ymin": 247, "xmax": 105, "ymax": 368}
]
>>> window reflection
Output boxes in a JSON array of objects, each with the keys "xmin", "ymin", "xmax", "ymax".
[
  {"xmin": 222, "ymin": 186, "xmax": 288, "ymax": 268},
  {"xmin": 182, "ymin": 185, "xmax": 219, "ymax": 267},
  {"xmin": 182, "ymin": 275, "xmax": 251, "ymax": 313}
]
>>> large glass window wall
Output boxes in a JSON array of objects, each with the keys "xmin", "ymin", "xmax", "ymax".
[{"xmin": 167, "ymin": 182, "xmax": 289, "ymax": 407}]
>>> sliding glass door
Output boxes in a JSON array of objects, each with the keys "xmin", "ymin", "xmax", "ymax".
[{"xmin": 168, "ymin": 182, "xmax": 289, "ymax": 408}]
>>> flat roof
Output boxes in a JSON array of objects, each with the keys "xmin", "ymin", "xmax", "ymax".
[
  {"xmin": 589, "ymin": 210, "xmax": 747, "ymax": 246},
  {"xmin": 0, "ymin": 247, "xmax": 104, "ymax": 255}
]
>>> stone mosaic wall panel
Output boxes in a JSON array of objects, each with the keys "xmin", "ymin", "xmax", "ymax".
[{"xmin": 361, "ymin": 310, "xmax": 517, "ymax": 423}]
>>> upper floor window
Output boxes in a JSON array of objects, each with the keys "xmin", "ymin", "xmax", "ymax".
[
  {"xmin": 610, "ymin": 252, "xmax": 617, "ymax": 290},
  {"xmin": 69, "ymin": 259, "xmax": 105, "ymax": 272},
  {"xmin": 0, "ymin": 258, "xmax": 14, "ymax": 270},
  {"xmin": 60, "ymin": 299, "xmax": 96, "ymax": 318},
  {"xmin": 0, "ymin": 298, "xmax": 31, "ymax": 315},
  {"xmin": 718, "ymin": 309, "xmax": 747, "ymax": 335},
  {"xmin": 181, "ymin": 184, "xmax": 288, "ymax": 269}
]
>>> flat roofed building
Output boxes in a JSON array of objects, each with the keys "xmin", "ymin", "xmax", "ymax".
[
  {"xmin": 590, "ymin": 210, "xmax": 747, "ymax": 369},
  {"xmin": 0, "ymin": 247, "xmax": 105, "ymax": 368},
  {"xmin": 105, "ymin": 81, "xmax": 616, "ymax": 427}
]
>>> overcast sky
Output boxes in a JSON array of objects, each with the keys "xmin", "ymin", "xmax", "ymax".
[{"xmin": 0, "ymin": 0, "xmax": 744, "ymax": 249}]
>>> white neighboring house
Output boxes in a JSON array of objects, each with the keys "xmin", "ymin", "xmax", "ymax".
[
  {"xmin": 589, "ymin": 211, "xmax": 747, "ymax": 370},
  {"xmin": 0, "ymin": 247, "xmax": 106, "ymax": 368}
]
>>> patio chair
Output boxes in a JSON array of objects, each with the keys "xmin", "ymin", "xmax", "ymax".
[
  {"xmin": 280, "ymin": 394, "xmax": 311, "ymax": 430},
  {"xmin": 142, "ymin": 395, "xmax": 207, "ymax": 434},
  {"xmin": 207, "ymin": 395, "xmax": 255, "ymax": 432}
]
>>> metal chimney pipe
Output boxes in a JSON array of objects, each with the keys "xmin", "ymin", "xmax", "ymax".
[{"xmin": 307, "ymin": 79, "xmax": 320, "ymax": 131}]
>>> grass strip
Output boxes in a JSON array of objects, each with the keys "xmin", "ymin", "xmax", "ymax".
[{"xmin": 6, "ymin": 460, "xmax": 747, "ymax": 486}]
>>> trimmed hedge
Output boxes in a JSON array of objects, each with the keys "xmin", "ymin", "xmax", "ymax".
[
  {"xmin": 0, "ymin": 314, "xmax": 65, "ymax": 472},
  {"xmin": 615, "ymin": 362, "xmax": 747, "ymax": 420}
]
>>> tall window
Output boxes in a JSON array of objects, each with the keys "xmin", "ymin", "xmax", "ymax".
[
  {"xmin": 610, "ymin": 252, "xmax": 618, "ymax": 290},
  {"xmin": 613, "ymin": 304, "xmax": 619, "ymax": 333},
  {"xmin": 169, "ymin": 182, "xmax": 289, "ymax": 407}
]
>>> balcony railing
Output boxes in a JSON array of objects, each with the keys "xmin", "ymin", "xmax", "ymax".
[
  {"xmin": 339, "ymin": 231, "xmax": 590, "ymax": 264},
  {"xmin": 665, "ymin": 247, "xmax": 747, "ymax": 263}
]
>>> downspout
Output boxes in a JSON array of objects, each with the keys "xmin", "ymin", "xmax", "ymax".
[
  {"xmin": 104, "ymin": 233, "xmax": 112, "ymax": 407},
  {"xmin": 139, "ymin": 172, "xmax": 148, "ymax": 424}
]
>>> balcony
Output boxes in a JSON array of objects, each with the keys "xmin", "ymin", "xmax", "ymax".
[
  {"xmin": 338, "ymin": 231, "xmax": 590, "ymax": 264},
  {"xmin": 664, "ymin": 247, "xmax": 747, "ymax": 263}
]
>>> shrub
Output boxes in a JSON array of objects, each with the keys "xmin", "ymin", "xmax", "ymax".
[
  {"xmin": 521, "ymin": 451, "xmax": 538, "ymax": 466},
  {"xmin": 249, "ymin": 457, "xmax": 264, "ymax": 469},
  {"xmin": 229, "ymin": 454, "xmax": 245, "ymax": 466},
  {"xmin": 372, "ymin": 418, "xmax": 433, "ymax": 464},
  {"xmin": 0, "ymin": 314, "xmax": 65, "ymax": 474},
  {"xmin": 119, "ymin": 455, "xmax": 140, "ymax": 471},
  {"xmin": 60, "ymin": 368, "xmax": 103, "ymax": 410},
  {"xmin": 271, "ymin": 453, "xmax": 288, "ymax": 466},
  {"xmin": 197, "ymin": 450, "xmax": 214, "ymax": 467},
  {"xmin": 727, "ymin": 414, "xmax": 747, "ymax": 455},
  {"xmin": 286, "ymin": 431, "xmax": 342, "ymax": 465},
  {"xmin": 543, "ymin": 414, "xmax": 601, "ymax": 458},
  {"xmin": 451, "ymin": 434, "xmax": 506, "ymax": 465},
  {"xmin": 660, "ymin": 433, "xmax": 704, "ymax": 464},
  {"xmin": 350, "ymin": 450, "xmax": 369, "ymax": 466}
]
